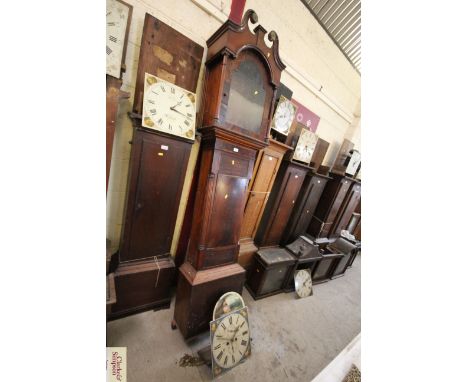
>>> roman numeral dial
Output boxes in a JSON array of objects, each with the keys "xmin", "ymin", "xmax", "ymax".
[
  {"xmin": 142, "ymin": 73, "xmax": 196, "ymax": 140},
  {"xmin": 211, "ymin": 309, "xmax": 250, "ymax": 371},
  {"xmin": 106, "ymin": 0, "xmax": 130, "ymax": 78}
]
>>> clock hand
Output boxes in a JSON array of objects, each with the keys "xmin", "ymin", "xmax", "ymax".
[{"xmin": 170, "ymin": 107, "xmax": 192, "ymax": 119}]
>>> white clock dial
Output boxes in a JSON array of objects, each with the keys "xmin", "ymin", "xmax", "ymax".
[
  {"xmin": 211, "ymin": 310, "xmax": 250, "ymax": 370},
  {"xmin": 295, "ymin": 269, "xmax": 313, "ymax": 298},
  {"xmin": 142, "ymin": 73, "xmax": 196, "ymax": 140},
  {"xmin": 106, "ymin": 0, "xmax": 130, "ymax": 78},
  {"xmin": 293, "ymin": 128, "xmax": 318, "ymax": 164},
  {"xmin": 272, "ymin": 96, "xmax": 297, "ymax": 135}
]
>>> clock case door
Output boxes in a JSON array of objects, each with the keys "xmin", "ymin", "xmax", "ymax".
[
  {"xmin": 281, "ymin": 172, "xmax": 330, "ymax": 245},
  {"xmin": 255, "ymin": 160, "xmax": 309, "ymax": 248},
  {"xmin": 307, "ymin": 173, "xmax": 354, "ymax": 239},
  {"xmin": 109, "ymin": 13, "xmax": 204, "ymax": 320},
  {"xmin": 174, "ymin": 10, "xmax": 286, "ymax": 339},
  {"xmin": 238, "ymin": 139, "xmax": 291, "ymax": 270}
]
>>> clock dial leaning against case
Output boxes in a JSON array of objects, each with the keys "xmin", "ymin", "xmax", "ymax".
[
  {"xmin": 294, "ymin": 269, "xmax": 313, "ymax": 298},
  {"xmin": 271, "ymin": 95, "xmax": 297, "ymax": 136},
  {"xmin": 210, "ymin": 307, "xmax": 251, "ymax": 377},
  {"xmin": 142, "ymin": 73, "xmax": 196, "ymax": 140},
  {"xmin": 292, "ymin": 128, "xmax": 318, "ymax": 164},
  {"xmin": 106, "ymin": 0, "xmax": 130, "ymax": 78}
]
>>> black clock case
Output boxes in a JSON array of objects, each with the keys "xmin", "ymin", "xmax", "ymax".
[{"xmin": 246, "ymin": 247, "xmax": 296, "ymax": 300}]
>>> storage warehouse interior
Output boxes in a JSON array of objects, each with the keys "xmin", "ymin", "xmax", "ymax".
[{"xmin": 106, "ymin": 0, "xmax": 361, "ymax": 381}]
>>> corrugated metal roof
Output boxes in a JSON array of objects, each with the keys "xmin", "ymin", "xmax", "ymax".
[{"xmin": 301, "ymin": 0, "xmax": 361, "ymax": 73}]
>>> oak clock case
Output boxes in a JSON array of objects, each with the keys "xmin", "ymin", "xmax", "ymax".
[
  {"xmin": 173, "ymin": 10, "xmax": 286, "ymax": 339},
  {"xmin": 109, "ymin": 13, "xmax": 204, "ymax": 320},
  {"xmin": 238, "ymin": 139, "xmax": 292, "ymax": 270}
]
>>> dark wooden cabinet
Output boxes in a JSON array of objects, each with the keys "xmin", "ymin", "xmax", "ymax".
[
  {"xmin": 109, "ymin": 13, "xmax": 204, "ymax": 320},
  {"xmin": 329, "ymin": 180, "xmax": 361, "ymax": 238},
  {"xmin": 173, "ymin": 10, "xmax": 286, "ymax": 339},
  {"xmin": 238, "ymin": 139, "xmax": 291, "ymax": 269},
  {"xmin": 255, "ymin": 160, "xmax": 309, "ymax": 247},
  {"xmin": 308, "ymin": 173, "xmax": 353, "ymax": 238},
  {"xmin": 312, "ymin": 251, "xmax": 343, "ymax": 283},
  {"xmin": 246, "ymin": 248, "xmax": 296, "ymax": 299},
  {"xmin": 327, "ymin": 238, "xmax": 356, "ymax": 279},
  {"xmin": 282, "ymin": 172, "xmax": 330, "ymax": 245}
]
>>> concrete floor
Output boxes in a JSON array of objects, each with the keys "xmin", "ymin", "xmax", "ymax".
[{"xmin": 107, "ymin": 255, "xmax": 360, "ymax": 382}]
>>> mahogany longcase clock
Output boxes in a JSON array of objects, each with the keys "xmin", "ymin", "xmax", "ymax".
[
  {"xmin": 109, "ymin": 13, "xmax": 204, "ymax": 320},
  {"xmin": 173, "ymin": 10, "xmax": 286, "ymax": 339}
]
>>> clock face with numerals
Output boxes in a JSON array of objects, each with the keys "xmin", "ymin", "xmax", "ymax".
[
  {"xmin": 294, "ymin": 269, "xmax": 313, "ymax": 298},
  {"xmin": 210, "ymin": 307, "xmax": 251, "ymax": 377},
  {"xmin": 106, "ymin": 0, "xmax": 130, "ymax": 78},
  {"xmin": 292, "ymin": 128, "xmax": 318, "ymax": 164},
  {"xmin": 142, "ymin": 73, "xmax": 196, "ymax": 140},
  {"xmin": 271, "ymin": 95, "xmax": 297, "ymax": 136}
]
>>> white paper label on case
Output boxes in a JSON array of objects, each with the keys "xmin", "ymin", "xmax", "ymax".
[
  {"xmin": 161, "ymin": 145, "xmax": 169, "ymax": 151},
  {"xmin": 233, "ymin": 147, "xmax": 239, "ymax": 152}
]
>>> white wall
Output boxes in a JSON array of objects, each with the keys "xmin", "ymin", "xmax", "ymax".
[{"xmin": 106, "ymin": 0, "xmax": 361, "ymax": 253}]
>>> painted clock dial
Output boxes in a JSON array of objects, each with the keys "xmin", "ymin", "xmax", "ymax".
[
  {"xmin": 210, "ymin": 307, "xmax": 251, "ymax": 376},
  {"xmin": 271, "ymin": 95, "xmax": 297, "ymax": 136},
  {"xmin": 106, "ymin": 0, "xmax": 131, "ymax": 78},
  {"xmin": 292, "ymin": 128, "xmax": 318, "ymax": 164},
  {"xmin": 294, "ymin": 269, "xmax": 313, "ymax": 298},
  {"xmin": 142, "ymin": 73, "xmax": 196, "ymax": 140}
]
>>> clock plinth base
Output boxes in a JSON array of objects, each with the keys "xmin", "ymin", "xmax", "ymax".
[
  {"xmin": 108, "ymin": 256, "xmax": 176, "ymax": 320},
  {"xmin": 173, "ymin": 262, "xmax": 245, "ymax": 339},
  {"xmin": 238, "ymin": 239, "xmax": 258, "ymax": 270}
]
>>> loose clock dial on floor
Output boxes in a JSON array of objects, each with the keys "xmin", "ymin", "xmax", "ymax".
[
  {"xmin": 142, "ymin": 73, "xmax": 196, "ymax": 140},
  {"xmin": 210, "ymin": 307, "xmax": 251, "ymax": 377},
  {"xmin": 294, "ymin": 269, "xmax": 313, "ymax": 298},
  {"xmin": 106, "ymin": 0, "xmax": 132, "ymax": 78}
]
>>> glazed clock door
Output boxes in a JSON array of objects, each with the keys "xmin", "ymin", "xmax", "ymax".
[
  {"xmin": 120, "ymin": 132, "xmax": 191, "ymax": 262},
  {"xmin": 240, "ymin": 150, "xmax": 280, "ymax": 240}
]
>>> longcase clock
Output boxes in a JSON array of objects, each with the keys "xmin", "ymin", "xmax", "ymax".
[
  {"xmin": 173, "ymin": 10, "xmax": 286, "ymax": 339},
  {"xmin": 109, "ymin": 13, "xmax": 204, "ymax": 319}
]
